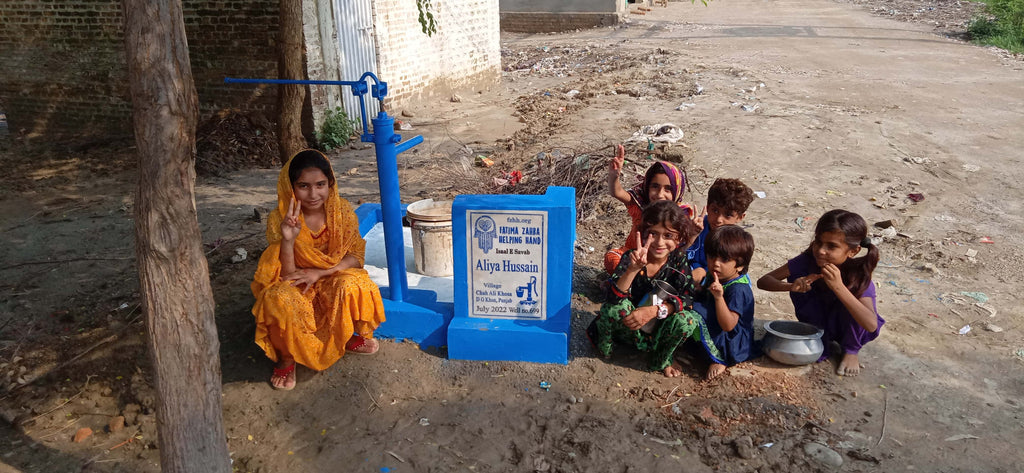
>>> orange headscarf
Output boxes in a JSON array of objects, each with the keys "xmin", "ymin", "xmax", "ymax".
[{"xmin": 252, "ymin": 149, "xmax": 365, "ymax": 296}]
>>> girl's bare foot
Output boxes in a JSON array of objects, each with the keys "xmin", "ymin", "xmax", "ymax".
[
  {"xmin": 271, "ymin": 359, "xmax": 296, "ymax": 390},
  {"xmin": 837, "ymin": 353, "xmax": 861, "ymax": 376},
  {"xmin": 663, "ymin": 361, "xmax": 683, "ymax": 377},
  {"xmin": 706, "ymin": 363, "xmax": 727, "ymax": 380}
]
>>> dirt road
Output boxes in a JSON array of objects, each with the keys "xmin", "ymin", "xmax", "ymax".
[{"xmin": 1, "ymin": 0, "xmax": 1022, "ymax": 471}]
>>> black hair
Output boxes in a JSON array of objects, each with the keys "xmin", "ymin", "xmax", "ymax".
[
  {"xmin": 705, "ymin": 225, "xmax": 755, "ymax": 274},
  {"xmin": 808, "ymin": 209, "xmax": 879, "ymax": 297},
  {"xmin": 288, "ymin": 149, "xmax": 335, "ymax": 187},
  {"xmin": 640, "ymin": 200, "xmax": 698, "ymax": 244},
  {"xmin": 707, "ymin": 178, "xmax": 755, "ymax": 215}
]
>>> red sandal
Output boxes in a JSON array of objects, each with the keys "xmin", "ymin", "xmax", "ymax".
[
  {"xmin": 271, "ymin": 363, "xmax": 296, "ymax": 391},
  {"xmin": 346, "ymin": 334, "xmax": 379, "ymax": 355}
]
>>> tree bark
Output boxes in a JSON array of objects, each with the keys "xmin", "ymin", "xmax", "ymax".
[
  {"xmin": 121, "ymin": 1, "xmax": 230, "ymax": 472},
  {"xmin": 278, "ymin": 0, "xmax": 308, "ymax": 162}
]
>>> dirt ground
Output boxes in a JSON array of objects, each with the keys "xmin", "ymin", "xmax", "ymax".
[{"xmin": 2, "ymin": 0, "xmax": 1024, "ymax": 471}]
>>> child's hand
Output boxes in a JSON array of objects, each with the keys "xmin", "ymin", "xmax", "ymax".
[
  {"xmin": 281, "ymin": 198, "xmax": 301, "ymax": 242},
  {"xmin": 622, "ymin": 305, "xmax": 658, "ymax": 331},
  {"xmin": 609, "ymin": 144, "xmax": 624, "ymax": 176},
  {"xmin": 693, "ymin": 206, "xmax": 707, "ymax": 233},
  {"xmin": 820, "ymin": 263, "xmax": 845, "ymax": 293},
  {"xmin": 709, "ymin": 272, "xmax": 724, "ymax": 299},
  {"xmin": 627, "ymin": 232, "xmax": 651, "ymax": 272},
  {"xmin": 790, "ymin": 274, "xmax": 822, "ymax": 293},
  {"xmin": 282, "ymin": 268, "xmax": 323, "ymax": 293}
]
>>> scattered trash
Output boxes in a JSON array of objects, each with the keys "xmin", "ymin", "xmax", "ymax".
[
  {"xmin": 958, "ymin": 325, "xmax": 971, "ymax": 335},
  {"xmin": 1014, "ymin": 348, "xmax": 1024, "ymax": 360},
  {"xmin": 450, "ymin": 94, "xmax": 462, "ymax": 103},
  {"xmin": 475, "ymin": 155, "xmax": 494, "ymax": 167},
  {"xmin": 904, "ymin": 156, "xmax": 931, "ymax": 164},
  {"xmin": 880, "ymin": 227, "xmax": 898, "ymax": 239},
  {"xmin": 887, "ymin": 280, "xmax": 914, "ymax": 295},
  {"xmin": 625, "ymin": 123, "xmax": 685, "ymax": 144},
  {"xmin": 962, "ymin": 164, "xmax": 980, "ymax": 172},
  {"xmin": 965, "ymin": 248, "xmax": 978, "ymax": 258},
  {"xmin": 395, "ymin": 120, "xmax": 412, "ymax": 131},
  {"xmin": 960, "ymin": 292, "xmax": 988, "ymax": 303},
  {"xmin": 928, "ymin": 313, "xmax": 939, "ymax": 318},
  {"xmin": 825, "ymin": 189, "xmax": 845, "ymax": 196},
  {"xmin": 539, "ymin": 381, "xmax": 551, "ymax": 391},
  {"xmin": 979, "ymin": 236, "xmax": 994, "ymax": 244},
  {"xmin": 694, "ymin": 83, "xmax": 704, "ymax": 95},
  {"xmin": 975, "ymin": 303, "xmax": 997, "ymax": 318},
  {"xmin": 117, "ymin": 302, "xmax": 130, "ymax": 310},
  {"xmin": 419, "ymin": 418, "xmax": 430, "ymax": 426},
  {"xmin": 793, "ymin": 201, "xmax": 806, "ymax": 207},
  {"xmin": 675, "ymin": 102, "xmax": 696, "ymax": 110},
  {"xmin": 934, "ymin": 215, "xmax": 956, "ymax": 222},
  {"xmin": 874, "ymin": 219, "xmax": 898, "ymax": 229},
  {"xmin": 983, "ymin": 323, "xmax": 1003, "ymax": 333},
  {"xmin": 794, "ymin": 216, "xmax": 813, "ymax": 229},
  {"xmin": 754, "ymin": 191, "xmax": 767, "ymax": 199},
  {"xmin": 760, "ymin": 442, "xmax": 775, "ymax": 448},
  {"xmin": 565, "ymin": 89, "xmax": 580, "ymax": 98},
  {"xmin": 740, "ymin": 104, "xmax": 759, "ymax": 112},
  {"xmin": 907, "ymin": 193, "xmax": 925, "ymax": 203},
  {"xmin": 230, "ymin": 247, "xmax": 248, "ymax": 263},
  {"xmin": 944, "ymin": 434, "xmax": 979, "ymax": 442}
]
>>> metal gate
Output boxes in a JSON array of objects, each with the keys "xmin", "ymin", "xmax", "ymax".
[{"xmin": 333, "ymin": 0, "xmax": 379, "ymax": 123}]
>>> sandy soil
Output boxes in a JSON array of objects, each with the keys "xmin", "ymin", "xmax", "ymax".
[{"xmin": 2, "ymin": 0, "xmax": 1023, "ymax": 471}]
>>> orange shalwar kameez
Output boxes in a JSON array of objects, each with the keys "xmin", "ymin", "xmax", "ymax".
[{"xmin": 251, "ymin": 152, "xmax": 385, "ymax": 370}]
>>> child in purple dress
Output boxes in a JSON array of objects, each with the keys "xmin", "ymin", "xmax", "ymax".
[{"xmin": 757, "ymin": 209, "xmax": 884, "ymax": 376}]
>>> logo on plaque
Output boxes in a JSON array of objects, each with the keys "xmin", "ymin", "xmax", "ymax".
[{"xmin": 473, "ymin": 216, "xmax": 497, "ymax": 254}]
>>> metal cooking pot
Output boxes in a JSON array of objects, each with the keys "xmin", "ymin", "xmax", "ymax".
[{"xmin": 762, "ymin": 320, "xmax": 825, "ymax": 366}]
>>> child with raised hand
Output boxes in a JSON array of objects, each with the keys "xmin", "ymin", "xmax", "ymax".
[
  {"xmin": 687, "ymin": 178, "xmax": 755, "ymax": 286},
  {"xmin": 693, "ymin": 225, "xmax": 756, "ymax": 380},
  {"xmin": 588, "ymin": 201, "xmax": 724, "ymax": 378},
  {"xmin": 604, "ymin": 144, "xmax": 695, "ymax": 274},
  {"xmin": 757, "ymin": 209, "xmax": 884, "ymax": 377}
]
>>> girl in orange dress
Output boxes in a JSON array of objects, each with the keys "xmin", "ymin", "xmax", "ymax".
[{"xmin": 251, "ymin": 149, "xmax": 386, "ymax": 390}]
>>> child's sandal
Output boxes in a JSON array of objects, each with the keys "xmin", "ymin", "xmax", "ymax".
[
  {"xmin": 346, "ymin": 334, "xmax": 379, "ymax": 355},
  {"xmin": 271, "ymin": 363, "xmax": 296, "ymax": 391}
]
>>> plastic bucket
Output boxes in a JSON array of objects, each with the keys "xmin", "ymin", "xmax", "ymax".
[{"xmin": 406, "ymin": 199, "xmax": 453, "ymax": 277}]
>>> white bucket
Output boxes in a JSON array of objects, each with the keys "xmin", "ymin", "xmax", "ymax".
[{"xmin": 406, "ymin": 199, "xmax": 453, "ymax": 277}]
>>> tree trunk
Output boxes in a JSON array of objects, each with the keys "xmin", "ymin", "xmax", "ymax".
[
  {"xmin": 278, "ymin": 0, "xmax": 308, "ymax": 162},
  {"xmin": 121, "ymin": 1, "xmax": 230, "ymax": 472}
]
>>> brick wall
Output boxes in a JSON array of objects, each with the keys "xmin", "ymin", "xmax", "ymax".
[
  {"xmin": 371, "ymin": 0, "xmax": 501, "ymax": 109},
  {"xmin": 497, "ymin": 0, "xmax": 623, "ymax": 33},
  {"xmin": 499, "ymin": 12, "xmax": 621, "ymax": 33},
  {"xmin": 0, "ymin": 0, "xmax": 279, "ymax": 141}
]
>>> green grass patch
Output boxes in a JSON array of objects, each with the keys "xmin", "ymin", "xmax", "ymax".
[{"xmin": 969, "ymin": 0, "xmax": 1024, "ymax": 53}]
